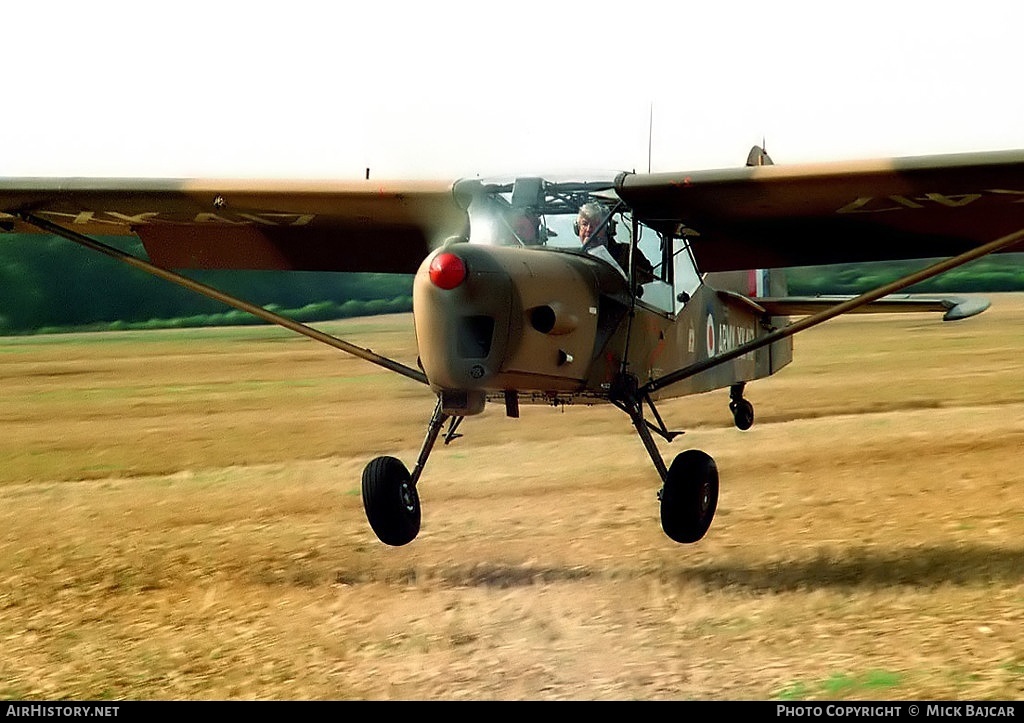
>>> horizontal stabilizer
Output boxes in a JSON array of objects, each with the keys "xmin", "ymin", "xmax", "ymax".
[
  {"xmin": 756, "ymin": 294, "xmax": 990, "ymax": 321},
  {"xmin": 940, "ymin": 296, "xmax": 991, "ymax": 320}
]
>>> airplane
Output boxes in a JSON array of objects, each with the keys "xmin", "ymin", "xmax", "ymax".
[{"xmin": 1, "ymin": 145, "xmax": 1022, "ymax": 547}]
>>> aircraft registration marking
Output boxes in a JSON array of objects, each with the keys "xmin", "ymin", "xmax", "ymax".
[
  {"xmin": 706, "ymin": 313, "xmax": 755, "ymax": 359},
  {"xmin": 0, "ymin": 210, "xmax": 317, "ymax": 226},
  {"xmin": 837, "ymin": 189, "xmax": 1024, "ymax": 213},
  {"xmin": 717, "ymin": 322, "xmax": 756, "ymax": 359}
]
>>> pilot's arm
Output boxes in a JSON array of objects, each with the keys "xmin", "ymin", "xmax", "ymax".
[
  {"xmin": 587, "ymin": 244, "xmax": 628, "ymax": 279},
  {"xmin": 632, "ymin": 249, "xmax": 656, "ymax": 284}
]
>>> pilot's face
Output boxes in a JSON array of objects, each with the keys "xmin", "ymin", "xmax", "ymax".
[
  {"xmin": 577, "ymin": 215, "xmax": 601, "ymax": 244},
  {"xmin": 513, "ymin": 214, "xmax": 537, "ymax": 243}
]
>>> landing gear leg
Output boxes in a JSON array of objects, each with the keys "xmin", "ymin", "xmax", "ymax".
[
  {"xmin": 361, "ymin": 397, "xmax": 449, "ymax": 546},
  {"xmin": 616, "ymin": 379, "xmax": 719, "ymax": 544},
  {"xmin": 729, "ymin": 382, "xmax": 754, "ymax": 431}
]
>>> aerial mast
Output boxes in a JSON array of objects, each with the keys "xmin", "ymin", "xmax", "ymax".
[{"xmin": 647, "ymin": 103, "xmax": 653, "ymax": 173}]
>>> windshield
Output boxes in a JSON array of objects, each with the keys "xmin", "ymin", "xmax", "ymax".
[
  {"xmin": 457, "ymin": 175, "xmax": 618, "ymax": 249},
  {"xmin": 454, "ymin": 175, "xmax": 685, "ymax": 314}
]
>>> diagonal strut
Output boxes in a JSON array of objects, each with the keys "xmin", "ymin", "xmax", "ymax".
[
  {"xmin": 18, "ymin": 213, "xmax": 429, "ymax": 386},
  {"xmin": 642, "ymin": 227, "xmax": 1024, "ymax": 395}
]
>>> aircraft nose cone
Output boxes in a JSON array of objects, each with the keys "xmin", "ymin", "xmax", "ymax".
[{"xmin": 428, "ymin": 252, "xmax": 466, "ymax": 290}]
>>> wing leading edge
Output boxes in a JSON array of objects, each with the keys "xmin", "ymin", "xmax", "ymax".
[
  {"xmin": 4, "ymin": 149, "xmax": 1024, "ymax": 276},
  {"xmin": 615, "ymin": 149, "xmax": 1024, "ymax": 272}
]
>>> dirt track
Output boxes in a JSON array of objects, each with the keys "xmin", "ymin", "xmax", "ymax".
[{"xmin": 1, "ymin": 295, "xmax": 1022, "ymax": 699}]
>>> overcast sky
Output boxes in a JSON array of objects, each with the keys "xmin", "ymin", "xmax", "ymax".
[{"xmin": 5, "ymin": 0, "xmax": 1022, "ymax": 179}]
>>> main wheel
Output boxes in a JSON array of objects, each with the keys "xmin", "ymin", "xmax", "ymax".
[
  {"xmin": 361, "ymin": 456, "xmax": 421, "ymax": 546},
  {"xmin": 731, "ymin": 398, "xmax": 754, "ymax": 430},
  {"xmin": 660, "ymin": 449, "xmax": 719, "ymax": 543}
]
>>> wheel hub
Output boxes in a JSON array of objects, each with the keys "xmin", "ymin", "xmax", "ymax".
[{"xmin": 399, "ymin": 482, "xmax": 416, "ymax": 512}]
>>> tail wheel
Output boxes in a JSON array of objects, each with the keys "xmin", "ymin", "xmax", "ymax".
[
  {"xmin": 361, "ymin": 456, "xmax": 421, "ymax": 546},
  {"xmin": 660, "ymin": 449, "xmax": 719, "ymax": 543}
]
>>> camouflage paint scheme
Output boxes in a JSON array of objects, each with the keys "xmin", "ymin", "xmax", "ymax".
[
  {"xmin": 4, "ymin": 147, "xmax": 1023, "ymax": 547},
  {"xmin": 1, "ymin": 148, "xmax": 1021, "ymax": 415}
]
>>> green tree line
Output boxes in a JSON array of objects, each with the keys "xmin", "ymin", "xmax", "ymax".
[
  {"xmin": 0, "ymin": 235, "xmax": 415, "ymax": 334},
  {"xmin": 785, "ymin": 254, "xmax": 1024, "ymax": 295},
  {"xmin": 1, "ymin": 235, "xmax": 1021, "ymax": 334}
]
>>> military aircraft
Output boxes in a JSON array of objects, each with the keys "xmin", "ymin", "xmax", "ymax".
[{"xmin": 1, "ymin": 146, "xmax": 1022, "ymax": 546}]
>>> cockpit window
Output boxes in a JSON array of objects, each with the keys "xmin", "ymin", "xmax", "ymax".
[
  {"xmin": 463, "ymin": 175, "xmax": 618, "ymax": 248},
  {"xmin": 466, "ymin": 198, "xmax": 547, "ymax": 247},
  {"xmin": 460, "ymin": 175, "xmax": 678, "ymax": 312}
]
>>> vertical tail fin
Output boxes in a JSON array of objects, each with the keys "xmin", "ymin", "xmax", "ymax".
[
  {"xmin": 704, "ymin": 144, "xmax": 785, "ymax": 296},
  {"xmin": 746, "ymin": 144, "xmax": 773, "ymax": 167},
  {"xmin": 745, "ymin": 144, "xmax": 781, "ymax": 296},
  {"xmin": 707, "ymin": 267, "xmax": 787, "ymax": 297},
  {"xmin": 746, "ymin": 268, "xmax": 787, "ymax": 297}
]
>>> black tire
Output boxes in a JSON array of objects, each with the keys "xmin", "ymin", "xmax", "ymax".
[
  {"xmin": 731, "ymin": 399, "xmax": 754, "ymax": 430},
  {"xmin": 361, "ymin": 456, "xmax": 421, "ymax": 546},
  {"xmin": 660, "ymin": 449, "xmax": 719, "ymax": 544}
]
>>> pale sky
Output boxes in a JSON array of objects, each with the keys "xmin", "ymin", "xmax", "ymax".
[{"xmin": 5, "ymin": 0, "xmax": 1022, "ymax": 180}]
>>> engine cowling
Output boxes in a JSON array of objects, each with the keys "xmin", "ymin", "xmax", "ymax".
[{"xmin": 412, "ymin": 243, "xmax": 621, "ymax": 413}]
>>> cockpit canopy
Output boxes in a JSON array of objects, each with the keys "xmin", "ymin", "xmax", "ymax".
[
  {"xmin": 452, "ymin": 175, "xmax": 703, "ymax": 315},
  {"xmin": 453, "ymin": 174, "xmax": 619, "ymax": 249}
]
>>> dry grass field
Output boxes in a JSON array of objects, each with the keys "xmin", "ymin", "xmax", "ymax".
[{"xmin": 1, "ymin": 294, "xmax": 1022, "ymax": 700}]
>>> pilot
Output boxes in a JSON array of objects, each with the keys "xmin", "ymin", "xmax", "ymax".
[
  {"xmin": 509, "ymin": 209, "xmax": 542, "ymax": 245},
  {"xmin": 576, "ymin": 202, "xmax": 614, "ymax": 254},
  {"xmin": 576, "ymin": 202, "xmax": 654, "ymax": 283}
]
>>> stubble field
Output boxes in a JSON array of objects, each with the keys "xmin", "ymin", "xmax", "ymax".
[{"xmin": 1, "ymin": 294, "xmax": 1022, "ymax": 700}]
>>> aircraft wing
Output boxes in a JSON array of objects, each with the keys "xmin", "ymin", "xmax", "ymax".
[
  {"xmin": 0, "ymin": 178, "xmax": 468, "ymax": 275},
  {"xmin": 615, "ymin": 149, "xmax": 1024, "ymax": 272}
]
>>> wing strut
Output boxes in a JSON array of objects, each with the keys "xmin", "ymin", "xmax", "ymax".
[
  {"xmin": 17, "ymin": 213, "xmax": 429, "ymax": 386},
  {"xmin": 642, "ymin": 226, "xmax": 1024, "ymax": 395}
]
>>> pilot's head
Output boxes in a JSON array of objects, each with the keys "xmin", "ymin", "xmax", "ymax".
[
  {"xmin": 576, "ymin": 202, "xmax": 608, "ymax": 247},
  {"xmin": 511, "ymin": 210, "xmax": 540, "ymax": 245}
]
